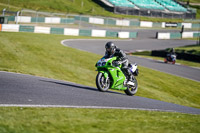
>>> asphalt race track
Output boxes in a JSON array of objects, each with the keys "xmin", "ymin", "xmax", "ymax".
[
  {"xmin": 0, "ymin": 71, "xmax": 199, "ymax": 114},
  {"xmin": 63, "ymin": 39, "xmax": 200, "ymax": 82}
]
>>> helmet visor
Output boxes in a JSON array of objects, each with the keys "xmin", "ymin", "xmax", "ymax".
[{"xmin": 106, "ymin": 48, "xmax": 111, "ymax": 53}]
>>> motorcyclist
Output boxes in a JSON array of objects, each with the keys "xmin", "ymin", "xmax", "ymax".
[
  {"xmin": 104, "ymin": 41, "xmax": 134, "ymax": 86},
  {"xmin": 167, "ymin": 48, "xmax": 176, "ymax": 62}
]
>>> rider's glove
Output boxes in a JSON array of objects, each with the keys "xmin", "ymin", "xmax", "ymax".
[{"xmin": 113, "ymin": 61, "xmax": 121, "ymax": 66}]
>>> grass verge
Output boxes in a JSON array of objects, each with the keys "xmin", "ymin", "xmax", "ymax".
[
  {"xmin": 0, "ymin": 107, "xmax": 200, "ymax": 133},
  {"xmin": 175, "ymin": 44, "xmax": 200, "ymax": 56},
  {"xmin": 0, "ymin": 32, "xmax": 101, "ymax": 87},
  {"xmin": 0, "ymin": 32, "xmax": 200, "ymax": 108}
]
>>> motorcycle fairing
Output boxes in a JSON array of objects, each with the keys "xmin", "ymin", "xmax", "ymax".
[{"xmin": 96, "ymin": 57, "xmax": 127, "ymax": 90}]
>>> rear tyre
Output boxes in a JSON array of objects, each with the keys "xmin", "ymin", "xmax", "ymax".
[
  {"xmin": 124, "ymin": 77, "xmax": 138, "ymax": 96},
  {"xmin": 96, "ymin": 72, "xmax": 110, "ymax": 92}
]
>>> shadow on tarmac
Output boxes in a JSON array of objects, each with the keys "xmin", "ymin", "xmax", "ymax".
[{"xmin": 40, "ymin": 80, "xmax": 125, "ymax": 95}]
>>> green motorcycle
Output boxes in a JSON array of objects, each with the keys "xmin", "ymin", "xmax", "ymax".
[{"xmin": 95, "ymin": 56, "xmax": 139, "ymax": 96}]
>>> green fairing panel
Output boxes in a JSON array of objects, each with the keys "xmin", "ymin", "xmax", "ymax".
[{"xmin": 96, "ymin": 56, "xmax": 127, "ymax": 90}]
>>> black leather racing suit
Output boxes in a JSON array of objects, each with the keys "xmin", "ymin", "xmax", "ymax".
[{"xmin": 104, "ymin": 48, "xmax": 132, "ymax": 81}]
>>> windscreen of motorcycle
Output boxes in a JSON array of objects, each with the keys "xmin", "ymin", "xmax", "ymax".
[{"xmin": 97, "ymin": 58, "xmax": 111, "ymax": 67}]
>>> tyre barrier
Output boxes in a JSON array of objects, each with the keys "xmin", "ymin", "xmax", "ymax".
[
  {"xmin": 157, "ymin": 31, "xmax": 200, "ymax": 39},
  {"xmin": 14, "ymin": 16, "xmax": 74, "ymax": 24},
  {"xmin": 0, "ymin": 24, "xmax": 138, "ymax": 39}
]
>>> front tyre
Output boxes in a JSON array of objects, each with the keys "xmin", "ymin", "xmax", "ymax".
[
  {"xmin": 96, "ymin": 72, "xmax": 110, "ymax": 92},
  {"xmin": 124, "ymin": 77, "xmax": 138, "ymax": 96}
]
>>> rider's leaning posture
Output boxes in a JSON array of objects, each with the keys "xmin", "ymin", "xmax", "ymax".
[
  {"xmin": 167, "ymin": 48, "xmax": 176, "ymax": 61},
  {"xmin": 104, "ymin": 42, "xmax": 134, "ymax": 86}
]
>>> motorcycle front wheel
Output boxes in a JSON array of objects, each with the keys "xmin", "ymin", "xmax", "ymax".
[
  {"xmin": 96, "ymin": 72, "xmax": 110, "ymax": 92},
  {"xmin": 124, "ymin": 77, "xmax": 138, "ymax": 96}
]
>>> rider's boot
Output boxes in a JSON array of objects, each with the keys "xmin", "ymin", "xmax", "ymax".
[{"xmin": 126, "ymin": 75, "xmax": 135, "ymax": 86}]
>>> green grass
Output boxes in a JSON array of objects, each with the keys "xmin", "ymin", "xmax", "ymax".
[
  {"xmin": 0, "ymin": 32, "xmax": 103, "ymax": 87},
  {"xmin": 180, "ymin": 0, "xmax": 200, "ymax": 3},
  {"xmin": 175, "ymin": 45, "xmax": 200, "ymax": 56},
  {"xmin": 0, "ymin": 107, "xmax": 200, "ymax": 133},
  {"xmin": 138, "ymin": 66, "xmax": 200, "ymax": 108},
  {"xmin": 0, "ymin": 32, "xmax": 200, "ymax": 109}
]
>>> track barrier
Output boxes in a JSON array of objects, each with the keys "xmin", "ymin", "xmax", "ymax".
[
  {"xmin": 1, "ymin": 24, "xmax": 138, "ymax": 39},
  {"xmin": 157, "ymin": 31, "xmax": 200, "ymax": 39}
]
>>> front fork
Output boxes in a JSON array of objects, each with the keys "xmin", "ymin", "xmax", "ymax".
[{"xmin": 99, "ymin": 71, "xmax": 109, "ymax": 87}]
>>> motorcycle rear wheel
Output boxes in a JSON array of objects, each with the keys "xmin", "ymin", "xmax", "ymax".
[
  {"xmin": 124, "ymin": 77, "xmax": 138, "ymax": 96},
  {"xmin": 96, "ymin": 72, "xmax": 110, "ymax": 92}
]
